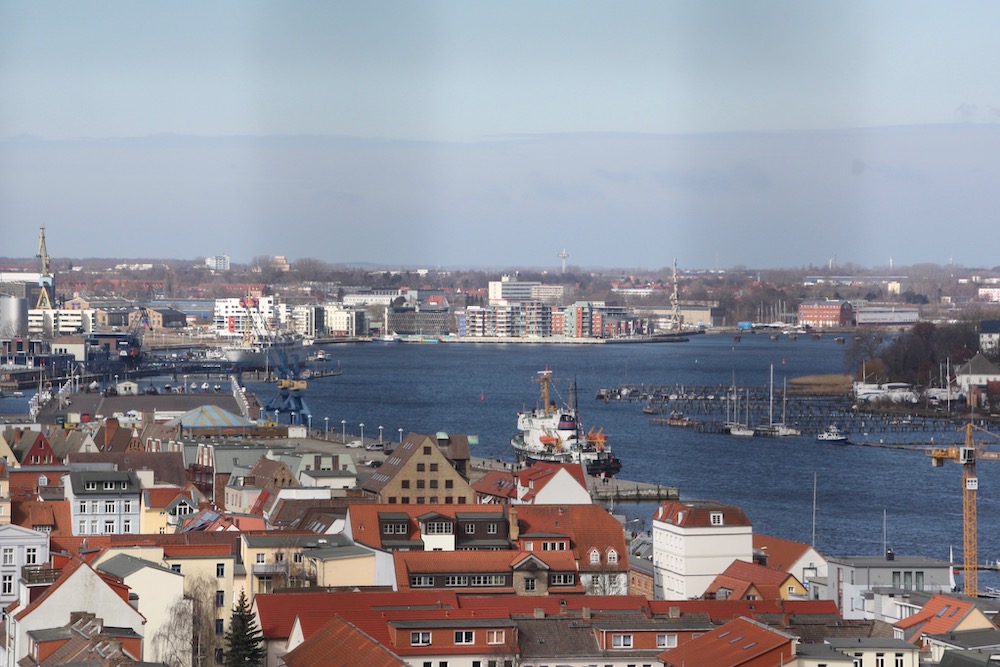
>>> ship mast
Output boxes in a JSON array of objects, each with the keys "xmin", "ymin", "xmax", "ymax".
[{"xmin": 669, "ymin": 258, "xmax": 681, "ymax": 330}]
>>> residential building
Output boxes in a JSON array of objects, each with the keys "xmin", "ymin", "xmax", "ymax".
[
  {"xmin": 893, "ymin": 594, "xmax": 995, "ymax": 648},
  {"xmin": 812, "ymin": 552, "xmax": 953, "ymax": 620},
  {"xmin": 703, "ymin": 559, "xmax": 808, "ymax": 602},
  {"xmin": 652, "ymin": 499, "xmax": 754, "ymax": 600},
  {"xmin": 0, "ymin": 524, "xmax": 49, "ymax": 605},
  {"xmin": 63, "ymin": 470, "xmax": 141, "ymax": 536},
  {"xmin": 825, "ymin": 638, "xmax": 920, "ymax": 667},
  {"xmin": 659, "ymin": 616, "xmax": 796, "ymax": 667},
  {"xmin": 753, "ymin": 533, "xmax": 827, "ymax": 591},
  {"xmin": 472, "ymin": 462, "xmax": 592, "ymax": 505}
]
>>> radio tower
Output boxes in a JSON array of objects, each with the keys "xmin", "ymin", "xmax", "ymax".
[
  {"xmin": 558, "ymin": 249, "xmax": 569, "ymax": 274},
  {"xmin": 36, "ymin": 226, "xmax": 53, "ymax": 310}
]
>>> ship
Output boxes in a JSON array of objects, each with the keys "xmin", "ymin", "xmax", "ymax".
[
  {"xmin": 511, "ymin": 368, "xmax": 622, "ymax": 477},
  {"xmin": 221, "ymin": 333, "xmax": 306, "ymax": 369}
]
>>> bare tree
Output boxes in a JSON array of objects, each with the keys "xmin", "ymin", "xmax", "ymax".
[{"xmin": 149, "ymin": 573, "xmax": 219, "ymax": 667}]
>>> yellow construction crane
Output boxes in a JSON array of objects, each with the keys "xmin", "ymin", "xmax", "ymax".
[
  {"xmin": 35, "ymin": 226, "xmax": 53, "ymax": 310},
  {"xmin": 927, "ymin": 423, "xmax": 1000, "ymax": 596}
]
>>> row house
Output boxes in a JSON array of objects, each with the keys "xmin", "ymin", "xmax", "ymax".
[
  {"xmin": 361, "ymin": 433, "xmax": 474, "ymax": 505},
  {"xmin": 394, "ymin": 549, "xmax": 584, "ymax": 596}
]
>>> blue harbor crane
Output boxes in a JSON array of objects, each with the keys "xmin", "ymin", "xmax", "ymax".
[{"xmin": 239, "ymin": 297, "xmax": 310, "ymax": 421}]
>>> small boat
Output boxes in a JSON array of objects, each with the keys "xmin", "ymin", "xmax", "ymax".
[
  {"xmin": 12, "ymin": 391, "xmax": 24, "ymax": 398},
  {"xmin": 664, "ymin": 411, "xmax": 700, "ymax": 427},
  {"xmin": 817, "ymin": 425, "xmax": 849, "ymax": 443}
]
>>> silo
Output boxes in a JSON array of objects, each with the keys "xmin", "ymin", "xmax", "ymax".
[{"xmin": 0, "ymin": 295, "xmax": 29, "ymax": 338}]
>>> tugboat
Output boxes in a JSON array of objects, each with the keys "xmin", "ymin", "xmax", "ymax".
[{"xmin": 511, "ymin": 368, "xmax": 622, "ymax": 477}]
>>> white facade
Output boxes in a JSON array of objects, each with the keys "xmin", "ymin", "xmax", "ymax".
[
  {"xmin": 205, "ymin": 254, "xmax": 231, "ymax": 271},
  {"xmin": 0, "ymin": 525, "xmax": 50, "ymax": 606},
  {"xmin": 64, "ymin": 471, "xmax": 142, "ymax": 536},
  {"xmin": 322, "ymin": 305, "xmax": 368, "ymax": 337},
  {"xmin": 651, "ymin": 501, "xmax": 753, "ymax": 600},
  {"xmin": 213, "ymin": 295, "xmax": 277, "ymax": 338},
  {"xmin": 27, "ymin": 309, "xmax": 94, "ymax": 336}
]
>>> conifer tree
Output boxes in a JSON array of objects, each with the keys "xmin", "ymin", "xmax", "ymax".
[{"xmin": 223, "ymin": 590, "xmax": 264, "ymax": 667}]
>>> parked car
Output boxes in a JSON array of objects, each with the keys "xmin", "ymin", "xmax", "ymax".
[
  {"xmin": 365, "ymin": 441, "xmax": 385, "ymax": 451},
  {"xmin": 346, "ymin": 440, "xmax": 363, "ymax": 448},
  {"xmin": 368, "ymin": 460, "xmax": 383, "ymax": 468}
]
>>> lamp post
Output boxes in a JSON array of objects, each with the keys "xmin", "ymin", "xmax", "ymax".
[
  {"xmin": 398, "ymin": 427, "xmax": 403, "ymax": 443},
  {"xmin": 291, "ymin": 411, "xmax": 296, "ymax": 425},
  {"xmin": 378, "ymin": 425, "xmax": 384, "ymax": 443},
  {"xmin": 341, "ymin": 419, "xmax": 346, "ymax": 443},
  {"xmin": 307, "ymin": 414, "xmax": 312, "ymax": 433},
  {"xmin": 324, "ymin": 417, "xmax": 329, "ymax": 441},
  {"xmin": 360, "ymin": 423, "xmax": 365, "ymax": 445},
  {"xmin": 183, "ymin": 374, "xmax": 187, "ymax": 393}
]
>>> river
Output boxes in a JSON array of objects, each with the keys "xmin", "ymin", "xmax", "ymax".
[{"xmin": 248, "ymin": 333, "xmax": 1000, "ymax": 587}]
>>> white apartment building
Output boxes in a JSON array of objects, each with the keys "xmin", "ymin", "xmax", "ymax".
[
  {"xmin": 0, "ymin": 524, "xmax": 50, "ymax": 605},
  {"xmin": 652, "ymin": 499, "xmax": 753, "ymax": 600},
  {"xmin": 27, "ymin": 309, "xmax": 95, "ymax": 336},
  {"xmin": 213, "ymin": 296, "xmax": 278, "ymax": 338},
  {"xmin": 64, "ymin": 470, "xmax": 142, "ymax": 536},
  {"xmin": 205, "ymin": 254, "xmax": 231, "ymax": 271}
]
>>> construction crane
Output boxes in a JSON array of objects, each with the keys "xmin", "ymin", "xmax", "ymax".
[
  {"xmin": 35, "ymin": 226, "xmax": 53, "ymax": 310},
  {"xmin": 927, "ymin": 423, "xmax": 1000, "ymax": 596},
  {"xmin": 239, "ymin": 297, "xmax": 310, "ymax": 420}
]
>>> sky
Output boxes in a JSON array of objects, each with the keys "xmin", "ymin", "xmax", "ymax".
[{"xmin": 3, "ymin": 2, "xmax": 1000, "ymax": 271}]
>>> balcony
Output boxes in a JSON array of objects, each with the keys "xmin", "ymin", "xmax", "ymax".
[
  {"xmin": 251, "ymin": 562, "xmax": 288, "ymax": 575},
  {"xmin": 22, "ymin": 566, "xmax": 60, "ymax": 585}
]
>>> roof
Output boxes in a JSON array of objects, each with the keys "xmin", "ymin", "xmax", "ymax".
[
  {"xmin": 69, "ymin": 451, "xmax": 188, "ymax": 487},
  {"xmin": 164, "ymin": 405, "xmax": 254, "ymax": 429},
  {"xmin": 515, "ymin": 504, "xmax": 629, "ymax": 572},
  {"xmin": 753, "ymin": 533, "xmax": 817, "ymax": 572},
  {"xmin": 659, "ymin": 616, "xmax": 796, "ymax": 666},
  {"xmin": 895, "ymin": 594, "xmax": 978, "ymax": 641},
  {"xmin": 653, "ymin": 499, "xmax": 753, "ymax": 528},
  {"xmin": 516, "ymin": 617, "xmax": 600, "ymax": 659},
  {"xmin": 96, "ymin": 553, "xmax": 178, "ymax": 579},
  {"xmin": 704, "ymin": 560, "xmax": 801, "ymax": 601},
  {"xmin": 347, "ymin": 503, "xmax": 504, "ymax": 551},
  {"xmin": 282, "ymin": 614, "xmax": 407, "ymax": 667}
]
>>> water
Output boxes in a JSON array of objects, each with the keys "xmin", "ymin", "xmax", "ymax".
[{"xmin": 246, "ymin": 333, "xmax": 1000, "ymax": 584}]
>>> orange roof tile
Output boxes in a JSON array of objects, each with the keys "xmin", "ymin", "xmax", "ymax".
[
  {"xmin": 753, "ymin": 533, "xmax": 815, "ymax": 572},
  {"xmin": 659, "ymin": 616, "xmax": 795, "ymax": 666},
  {"xmin": 283, "ymin": 614, "xmax": 407, "ymax": 667},
  {"xmin": 894, "ymin": 594, "xmax": 977, "ymax": 642}
]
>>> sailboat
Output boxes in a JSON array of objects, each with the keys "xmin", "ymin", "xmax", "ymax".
[
  {"xmin": 754, "ymin": 365, "xmax": 801, "ymax": 437},
  {"xmin": 728, "ymin": 387, "xmax": 755, "ymax": 437}
]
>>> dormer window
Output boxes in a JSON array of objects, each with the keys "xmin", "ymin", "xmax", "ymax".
[
  {"xmin": 37, "ymin": 474, "xmax": 48, "ymax": 487},
  {"xmin": 104, "ymin": 481, "xmax": 114, "ymax": 490},
  {"xmin": 85, "ymin": 482, "xmax": 97, "ymax": 491},
  {"xmin": 607, "ymin": 549, "xmax": 618, "ymax": 564},
  {"xmin": 589, "ymin": 549, "xmax": 600, "ymax": 564},
  {"xmin": 710, "ymin": 512, "xmax": 723, "ymax": 526}
]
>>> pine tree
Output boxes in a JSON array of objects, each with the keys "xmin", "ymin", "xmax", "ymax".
[{"xmin": 223, "ymin": 590, "xmax": 264, "ymax": 667}]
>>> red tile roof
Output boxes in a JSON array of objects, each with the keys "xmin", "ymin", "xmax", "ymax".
[
  {"xmin": 894, "ymin": 594, "xmax": 978, "ymax": 642},
  {"xmin": 348, "ymin": 503, "xmax": 503, "ymax": 550},
  {"xmin": 515, "ymin": 504, "xmax": 628, "ymax": 572},
  {"xmin": 653, "ymin": 500, "xmax": 752, "ymax": 528},
  {"xmin": 753, "ymin": 533, "xmax": 815, "ymax": 572},
  {"xmin": 704, "ymin": 560, "xmax": 801, "ymax": 601},
  {"xmin": 659, "ymin": 616, "xmax": 796, "ymax": 666},
  {"xmin": 648, "ymin": 598, "xmax": 839, "ymax": 622},
  {"xmin": 282, "ymin": 614, "xmax": 407, "ymax": 667}
]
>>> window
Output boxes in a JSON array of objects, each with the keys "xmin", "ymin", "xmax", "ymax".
[
  {"xmin": 411, "ymin": 575, "xmax": 434, "ymax": 587},
  {"xmin": 123, "ymin": 500, "xmax": 132, "ymax": 513},
  {"xmin": 425, "ymin": 521, "xmax": 453, "ymax": 535},
  {"xmin": 423, "ymin": 446, "xmax": 432, "ymax": 455},
  {"xmin": 410, "ymin": 631, "xmax": 431, "ymax": 646},
  {"xmin": 445, "ymin": 575, "xmax": 468, "ymax": 586},
  {"xmin": 256, "ymin": 553, "xmax": 265, "ymax": 563},
  {"xmin": 710, "ymin": 512, "xmax": 723, "ymax": 526},
  {"xmin": 294, "ymin": 553, "xmax": 303, "ymax": 563},
  {"xmin": 105, "ymin": 500, "xmax": 116, "ymax": 514},
  {"xmin": 2, "ymin": 574, "xmax": 11, "ymax": 595},
  {"xmin": 78, "ymin": 501, "xmax": 87, "ymax": 514},
  {"xmin": 465, "ymin": 524, "xmax": 475, "ymax": 534},
  {"xmin": 487, "ymin": 523, "xmax": 498, "ymax": 534},
  {"xmin": 894, "ymin": 655, "xmax": 904, "ymax": 667},
  {"xmin": 607, "ymin": 549, "xmax": 618, "ymax": 564},
  {"xmin": 85, "ymin": 481, "xmax": 97, "ymax": 490},
  {"xmin": 524, "ymin": 577, "xmax": 536, "ymax": 592},
  {"xmin": 590, "ymin": 550, "xmax": 600, "ymax": 564},
  {"xmin": 656, "ymin": 634, "xmax": 678, "ymax": 649},
  {"xmin": 25, "ymin": 547, "xmax": 37, "ymax": 565},
  {"xmin": 215, "ymin": 619, "xmax": 224, "ymax": 635},
  {"xmin": 430, "ymin": 463, "xmax": 438, "ymax": 472},
  {"xmin": 123, "ymin": 519, "xmax": 132, "ymax": 533},
  {"xmin": 454, "ymin": 631, "xmax": 474, "ymax": 645},
  {"xmin": 875, "ymin": 653, "xmax": 885, "ymax": 667},
  {"xmin": 171, "ymin": 564, "xmax": 181, "ymax": 574},
  {"xmin": 487, "ymin": 630, "xmax": 505, "ymax": 645},
  {"xmin": 217, "ymin": 563, "xmax": 225, "ymax": 577},
  {"xmin": 104, "ymin": 520, "xmax": 115, "ymax": 534},
  {"xmin": 445, "ymin": 479, "xmax": 453, "ymax": 489},
  {"xmin": 90, "ymin": 501, "xmax": 99, "ymax": 513},
  {"xmin": 214, "ymin": 648, "xmax": 223, "ymax": 664},
  {"xmin": 402, "ymin": 480, "xmax": 410, "ymax": 489},
  {"xmin": 276, "ymin": 552, "xmax": 285, "ymax": 562},
  {"xmin": 37, "ymin": 474, "xmax": 48, "ymax": 487},
  {"xmin": 104, "ymin": 481, "xmax": 114, "ymax": 490},
  {"xmin": 216, "ymin": 590, "xmax": 225, "ymax": 606},
  {"xmin": 417, "ymin": 463, "xmax": 426, "ymax": 472},
  {"xmin": 471, "ymin": 575, "xmax": 505, "ymax": 586},
  {"xmin": 78, "ymin": 520, "xmax": 86, "ymax": 534},
  {"xmin": 1, "ymin": 548, "xmax": 12, "ymax": 565},
  {"xmin": 551, "ymin": 573, "xmax": 574, "ymax": 585},
  {"xmin": 612, "ymin": 634, "xmax": 633, "ymax": 648},
  {"xmin": 417, "ymin": 479, "xmax": 426, "ymax": 489},
  {"xmin": 430, "ymin": 479, "xmax": 438, "ymax": 489}
]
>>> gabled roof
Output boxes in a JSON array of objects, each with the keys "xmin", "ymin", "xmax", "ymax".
[
  {"xmin": 956, "ymin": 353, "xmax": 1000, "ymax": 376},
  {"xmin": 69, "ymin": 451, "xmax": 188, "ymax": 487},
  {"xmin": 895, "ymin": 594, "xmax": 979, "ymax": 642},
  {"xmin": 660, "ymin": 616, "xmax": 796, "ymax": 666},
  {"xmin": 282, "ymin": 614, "xmax": 407, "ymax": 667},
  {"xmin": 471, "ymin": 470, "xmax": 518, "ymax": 499},
  {"xmin": 516, "ymin": 504, "xmax": 629, "ymax": 572},
  {"xmin": 753, "ymin": 533, "xmax": 819, "ymax": 572},
  {"xmin": 704, "ymin": 560, "xmax": 802, "ymax": 601}
]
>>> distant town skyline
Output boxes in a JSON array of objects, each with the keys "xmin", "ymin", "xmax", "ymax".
[{"xmin": 3, "ymin": 2, "xmax": 1000, "ymax": 270}]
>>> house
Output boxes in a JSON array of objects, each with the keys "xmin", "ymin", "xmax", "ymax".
[
  {"xmin": 23, "ymin": 611, "xmax": 146, "ymax": 666},
  {"xmin": 140, "ymin": 482, "xmax": 206, "ymax": 534},
  {"xmin": 224, "ymin": 456, "xmax": 299, "ymax": 513},
  {"xmin": 753, "ymin": 532, "xmax": 827, "ymax": 587},
  {"xmin": 0, "ymin": 524, "xmax": 50, "ymax": 605},
  {"xmin": 94, "ymin": 553, "xmax": 190, "ymax": 665},
  {"xmin": 894, "ymin": 594, "xmax": 995, "ymax": 648},
  {"xmin": 703, "ymin": 559, "xmax": 808, "ymax": 602},
  {"xmin": 813, "ymin": 552, "xmax": 953, "ymax": 620},
  {"xmin": 241, "ymin": 531, "xmax": 366, "ymax": 596},
  {"xmin": 652, "ymin": 499, "xmax": 753, "ymax": 600},
  {"xmin": 922, "ymin": 627, "xmax": 1000, "ymax": 664},
  {"xmin": 954, "ymin": 353, "xmax": 1000, "ymax": 402},
  {"xmin": 980, "ymin": 320, "xmax": 1000, "ymax": 358},
  {"xmin": 64, "ymin": 469, "xmax": 142, "ymax": 536},
  {"xmin": 2, "ymin": 557, "xmax": 147, "ymax": 665},
  {"xmin": 659, "ymin": 615, "xmax": 796, "ymax": 667},
  {"xmin": 361, "ymin": 432, "xmax": 474, "ymax": 504},
  {"xmin": 8, "ymin": 429, "xmax": 57, "ymax": 466},
  {"xmin": 472, "ymin": 461, "xmax": 592, "ymax": 505},
  {"xmin": 393, "ymin": 549, "xmax": 584, "ymax": 596}
]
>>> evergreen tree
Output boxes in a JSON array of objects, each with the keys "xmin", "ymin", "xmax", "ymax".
[{"xmin": 223, "ymin": 590, "xmax": 264, "ymax": 667}]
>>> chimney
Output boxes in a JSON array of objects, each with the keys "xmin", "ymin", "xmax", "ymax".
[
  {"xmin": 581, "ymin": 607, "xmax": 591, "ymax": 621},
  {"xmin": 533, "ymin": 608, "xmax": 545, "ymax": 619},
  {"xmin": 508, "ymin": 506, "xmax": 519, "ymax": 541},
  {"xmin": 886, "ymin": 548, "xmax": 895, "ymax": 561},
  {"xmin": 668, "ymin": 606, "xmax": 680, "ymax": 619}
]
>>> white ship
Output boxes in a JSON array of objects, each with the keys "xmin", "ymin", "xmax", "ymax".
[{"xmin": 510, "ymin": 368, "xmax": 622, "ymax": 477}]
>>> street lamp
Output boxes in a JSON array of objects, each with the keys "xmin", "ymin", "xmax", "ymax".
[
  {"xmin": 307, "ymin": 414, "xmax": 312, "ymax": 432},
  {"xmin": 360, "ymin": 423, "xmax": 365, "ymax": 444},
  {"xmin": 291, "ymin": 411, "xmax": 296, "ymax": 425},
  {"xmin": 324, "ymin": 417, "xmax": 329, "ymax": 441},
  {"xmin": 183, "ymin": 374, "xmax": 187, "ymax": 393},
  {"xmin": 398, "ymin": 427, "xmax": 404, "ymax": 443},
  {"xmin": 378, "ymin": 425, "xmax": 384, "ymax": 443},
  {"xmin": 341, "ymin": 419, "xmax": 346, "ymax": 443}
]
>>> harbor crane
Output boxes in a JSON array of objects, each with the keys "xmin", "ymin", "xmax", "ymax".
[
  {"xmin": 35, "ymin": 226, "xmax": 53, "ymax": 310},
  {"xmin": 927, "ymin": 423, "xmax": 1000, "ymax": 596},
  {"xmin": 239, "ymin": 297, "xmax": 310, "ymax": 420}
]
